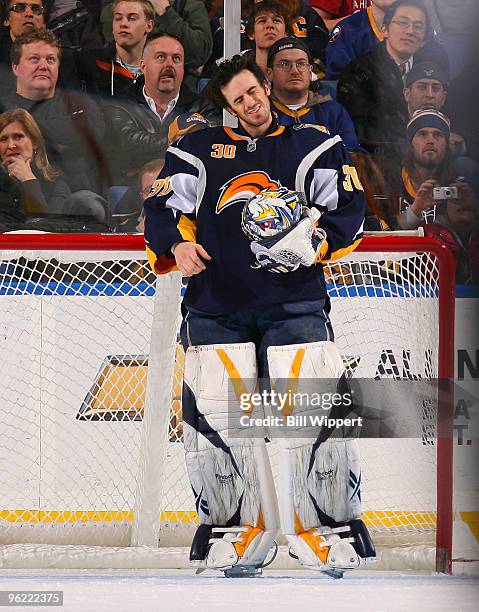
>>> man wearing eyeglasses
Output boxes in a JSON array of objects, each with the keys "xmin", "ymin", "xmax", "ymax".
[
  {"xmin": 325, "ymin": 0, "xmax": 448, "ymax": 81},
  {"xmin": 1, "ymin": 1, "xmax": 81, "ymax": 91},
  {"xmin": 337, "ymin": 0, "xmax": 430, "ymax": 162},
  {"xmin": 1, "ymin": 2, "xmax": 45, "ymax": 87},
  {"xmin": 265, "ymin": 37, "xmax": 358, "ymax": 151},
  {"xmin": 2, "ymin": 1, "xmax": 46, "ymax": 36}
]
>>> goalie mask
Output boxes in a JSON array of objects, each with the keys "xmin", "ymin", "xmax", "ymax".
[{"xmin": 241, "ymin": 187, "xmax": 304, "ymax": 242}]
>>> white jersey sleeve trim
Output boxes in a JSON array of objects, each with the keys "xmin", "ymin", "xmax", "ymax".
[
  {"xmin": 295, "ymin": 134, "xmax": 342, "ymax": 198},
  {"xmin": 169, "ymin": 146, "xmax": 207, "ymax": 213},
  {"xmin": 309, "ymin": 168, "xmax": 339, "ymax": 211},
  {"xmin": 353, "ymin": 220, "xmax": 364, "ymax": 241},
  {"xmin": 167, "ymin": 173, "xmax": 199, "ymax": 214}
]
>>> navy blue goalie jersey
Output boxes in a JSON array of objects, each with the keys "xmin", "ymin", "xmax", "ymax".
[{"xmin": 144, "ymin": 123, "xmax": 365, "ymax": 315}]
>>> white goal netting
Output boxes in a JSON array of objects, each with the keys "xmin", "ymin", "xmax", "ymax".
[{"xmin": 0, "ymin": 235, "xmax": 454, "ymax": 570}]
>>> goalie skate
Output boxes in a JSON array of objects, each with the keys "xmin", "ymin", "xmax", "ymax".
[
  {"xmin": 190, "ymin": 522, "xmax": 275, "ymax": 577},
  {"xmin": 289, "ymin": 520, "xmax": 376, "ymax": 575}
]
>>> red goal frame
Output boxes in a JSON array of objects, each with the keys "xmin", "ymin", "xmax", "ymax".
[{"xmin": 0, "ymin": 233, "xmax": 456, "ymax": 572}]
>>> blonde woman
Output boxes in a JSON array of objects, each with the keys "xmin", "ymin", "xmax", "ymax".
[{"xmin": 0, "ymin": 108, "xmax": 71, "ymax": 223}]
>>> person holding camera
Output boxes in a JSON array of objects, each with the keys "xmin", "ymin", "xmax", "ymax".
[{"xmin": 390, "ymin": 108, "xmax": 478, "ymax": 230}]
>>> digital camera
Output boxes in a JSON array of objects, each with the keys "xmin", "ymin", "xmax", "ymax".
[{"xmin": 432, "ymin": 186, "xmax": 458, "ymax": 200}]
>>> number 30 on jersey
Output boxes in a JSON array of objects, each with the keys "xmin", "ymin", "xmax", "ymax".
[
  {"xmin": 211, "ymin": 144, "xmax": 237, "ymax": 159},
  {"xmin": 342, "ymin": 165, "xmax": 363, "ymax": 192}
]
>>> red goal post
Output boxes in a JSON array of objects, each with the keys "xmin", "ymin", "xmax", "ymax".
[{"xmin": 0, "ymin": 233, "xmax": 456, "ymax": 572}]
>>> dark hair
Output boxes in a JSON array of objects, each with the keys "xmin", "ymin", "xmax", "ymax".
[
  {"xmin": 205, "ymin": 53, "xmax": 267, "ymax": 110},
  {"xmin": 245, "ymin": 0, "xmax": 293, "ymax": 37},
  {"xmin": 143, "ymin": 31, "xmax": 184, "ymax": 56},
  {"xmin": 243, "ymin": 0, "xmax": 301, "ymax": 20},
  {"xmin": 405, "ymin": 140, "xmax": 454, "ymax": 186},
  {"xmin": 383, "ymin": 0, "xmax": 430, "ymax": 38},
  {"xmin": 2, "ymin": 0, "xmax": 49, "ymax": 22},
  {"xmin": 10, "ymin": 27, "xmax": 62, "ymax": 65}
]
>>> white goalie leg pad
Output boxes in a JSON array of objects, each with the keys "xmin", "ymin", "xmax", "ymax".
[
  {"xmin": 183, "ymin": 342, "xmax": 279, "ymax": 569},
  {"xmin": 203, "ymin": 443, "xmax": 280, "ymax": 570},
  {"xmin": 267, "ymin": 341, "xmax": 364, "ymax": 571}
]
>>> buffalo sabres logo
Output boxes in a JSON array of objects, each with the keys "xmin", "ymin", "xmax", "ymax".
[{"xmin": 215, "ymin": 171, "xmax": 281, "ymax": 214}]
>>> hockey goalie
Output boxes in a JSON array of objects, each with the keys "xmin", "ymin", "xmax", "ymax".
[
  {"xmin": 143, "ymin": 53, "xmax": 377, "ymax": 578},
  {"xmin": 181, "ymin": 190, "xmax": 376, "ymax": 578}
]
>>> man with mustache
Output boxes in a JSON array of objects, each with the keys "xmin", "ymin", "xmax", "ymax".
[
  {"xmin": 104, "ymin": 32, "xmax": 219, "ymax": 186},
  {"xmin": 76, "ymin": 0, "xmax": 154, "ymax": 98},
  {"xmin": 100, "ymin": 0, "xmax": 213, "ymax": 77}
]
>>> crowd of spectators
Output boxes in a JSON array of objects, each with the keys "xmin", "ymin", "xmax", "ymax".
[{"xmin": 0, "ymin": 0, "xmax": 477, "ymax": 283}]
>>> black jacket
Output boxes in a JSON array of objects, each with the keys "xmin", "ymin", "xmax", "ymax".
[
  {"xmin": 0, "ymin": 164, "xmax": 23, "ymax": 228},
  {"xmin": 21, "ymin": 173, "xmax": 71, "ymax": 215},
  {"xmin": 336, "ymin": 42, "xmax": 409, "ymax": 162},
  {"xmin": 0, "ymin": 164, "xmax": 71, "ymax": 229},
  {"xmin": 103, "ymin": 75, "xmax": 220, "ymax": 184},
  {"xmin": 76, "ymin": 43, "xmax": 136, "ymax": 99}
]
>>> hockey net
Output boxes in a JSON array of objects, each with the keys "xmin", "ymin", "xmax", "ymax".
[{"xmin": 0, "ymin": 233, "xmax": 455, "ymax": 571}]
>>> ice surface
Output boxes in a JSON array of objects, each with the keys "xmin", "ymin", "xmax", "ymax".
[{"xmin": 0, "ymin": 570, "xmax": 477, "ymax": 612}]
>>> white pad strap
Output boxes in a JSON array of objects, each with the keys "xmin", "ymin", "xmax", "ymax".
[
  {"xmin": 288, "ymin": 527, "xmax": 360, "ymax": 571},
  {"xmin": 205, "ymin": 525, "xmax": 277, "ymax": 569}
]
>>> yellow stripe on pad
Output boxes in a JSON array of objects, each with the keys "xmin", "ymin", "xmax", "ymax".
[
  {"xmin": 280, "ymin": 349, "xmax": 305, "ymax": 417},
  {"xmin": 216, "ymin": 348, "xmax": 254, "ymax": 416}
]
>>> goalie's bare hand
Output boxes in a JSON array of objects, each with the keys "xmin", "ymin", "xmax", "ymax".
[{"xmin": 173, "ymin": 242, "xmax": 211, "ymax": 276}]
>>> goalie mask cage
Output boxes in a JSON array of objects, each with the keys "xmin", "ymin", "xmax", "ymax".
[{"xmin": 0, "ymin": 234, "xmax": 455, "ymax": 572}]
